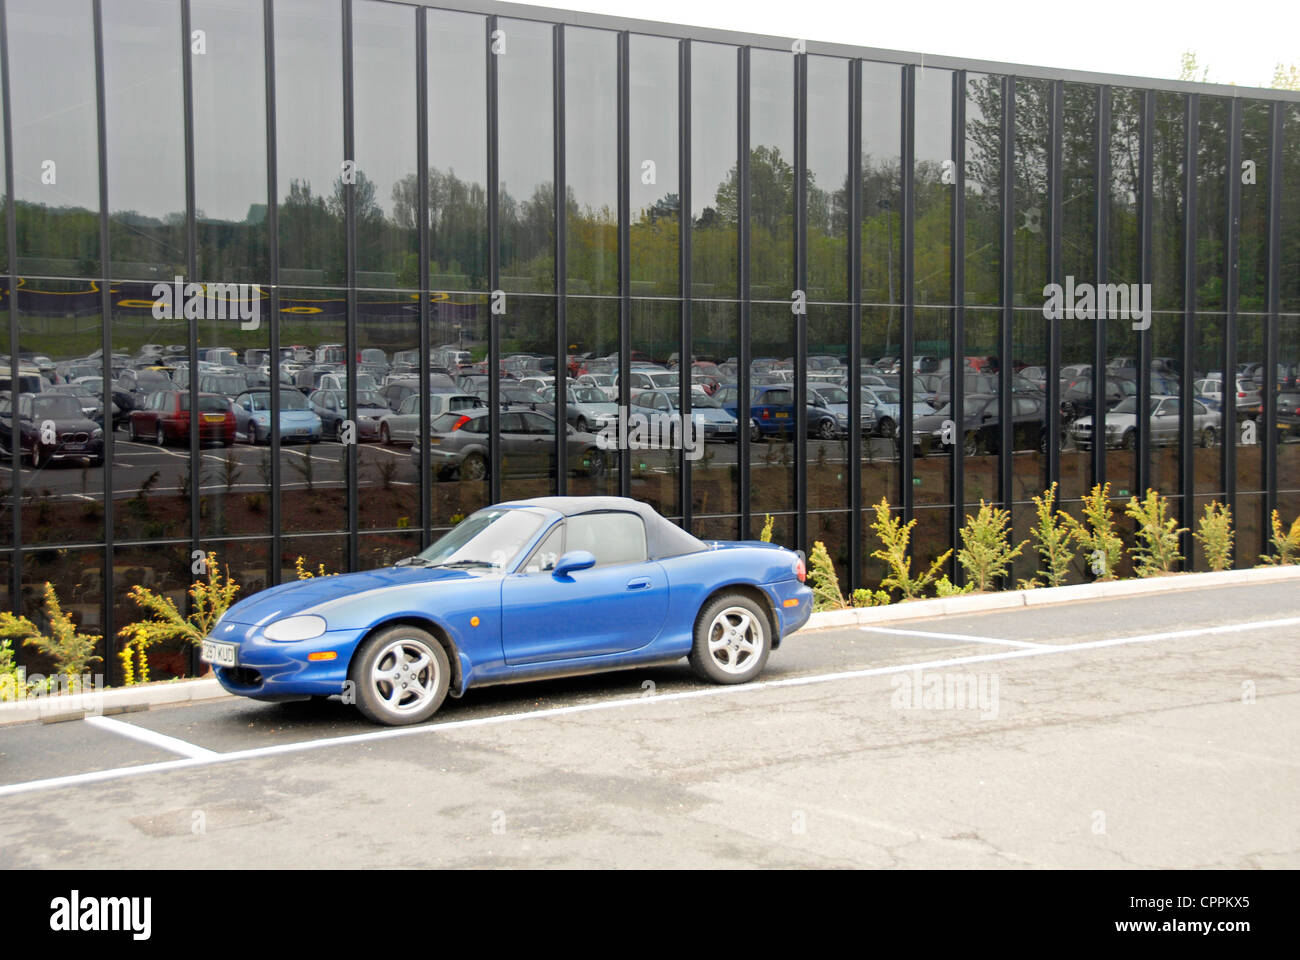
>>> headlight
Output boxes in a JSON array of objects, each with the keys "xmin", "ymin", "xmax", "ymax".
[
  {"xmin": 91, "ymin": 427, "xmax": 103, "ymax": 438},
  {"xmin": 263, "ymin": 615, "xmax": 327, "ymax": 642}
]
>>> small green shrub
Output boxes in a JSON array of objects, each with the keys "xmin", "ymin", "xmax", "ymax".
[
  {"xmin": 1194, "ymin": 501, "xmax": 1234, "ymax": 572},
  {"xmin": 869, "ymin": 498, "xmax": 951, "ymax": 600},
  {"xmin": 1125, "ymin": 488, "xmax": 1186, "ymax": 576},
  {"xmin": 759, "ymin": 513, "xmax": 774, "ymax": 543},
  {"xmin": 956, "ymin": 500, "xmax": 1028, "ymax": 592},
  {"xmin": 1261, "ymin": 510, "xmax": 1300, "ymax": 565},
  {"xmin": 0, "ymin": 637, "xmax": 30, "ymax": 702},
  {"xmin": 808, "ymin": 541, "xmax": 847, "ymax": 611},
  {"xmin": 934, "ymin": 575, "xmax": 973, "ymax": 597},
  {"xmin": 0, "ymin": 583, "xmax": 102, "ymax": 687},
  {"xmin": 1028, "ymin": 482, "xmax": 1076, "ymax": 587},
  {"xmin": 1063, "ymin": 483, "xmax": 1124, "ymax": 581},
  {"xmin": 852, "ymin": 587, "xmax": 892, "ymax": 607}
]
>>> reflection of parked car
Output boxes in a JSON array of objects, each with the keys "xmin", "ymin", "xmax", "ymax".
[
  {"xmin": 232, "ymin": 390, "xmax": 322, "ymax": 444},
  {"xmin": 543, "ymin": 383, "xmax": 619, "ymax": 434},
  {"xmin": 909, "ymin": 394, "xmax": 1056, "ymax": 456},
  {"xmin": 713, "ymin": 384, "xmax": 845, "ymax": 441},
  {"xmin": 629, "ymin": 388, "xmax": 738, "ymax": 442},
  {"xmin": 411, "ymin": 407, "xmax": 608, "ymax": 481},
  {"xmin": 859, "ymin": 385, "xmax": 931, "ymax": 438},
  {"xmin": 0, "ymin": 392, "xmax": 105, "ymax": 467},
  {"xmin": 198, "ymin": 371, "xmax": 250, "ymax": 399},
  {"xmin": 1070, "ymin": 396, "xmax": 1219, "ymax": 450},
  {"xmin": 807, "ymin": 385, "xmax": 876, "ymax": 438},
  {"xmin": 308, "ymin": 389, "xmax": 389, "ymax": 441},
  {"xmin": 126, "ymin": 390, "xmax": 235, "ymax": 447},
  {"xmin": 379, "ymin": 393, "xmax": 482, "ymax": 445}
]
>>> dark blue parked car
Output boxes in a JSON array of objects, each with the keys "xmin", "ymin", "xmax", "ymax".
[{"xmin": 204, "ymin": 497, "xmax": 812, "ymax": 725}]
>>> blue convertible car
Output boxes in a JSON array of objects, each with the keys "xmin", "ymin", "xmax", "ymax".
[{"xmin": 204, "ymin": 496, "xmax": 813, "ymax": 725}]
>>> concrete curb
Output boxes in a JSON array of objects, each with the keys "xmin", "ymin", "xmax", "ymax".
[
  {"xmin": 805, "ymin": 564, "xmax": 1300, "ymax": 630},
  {"xmin": 0, "ymin": 677, "xmax": 230, "ymax": 728}
]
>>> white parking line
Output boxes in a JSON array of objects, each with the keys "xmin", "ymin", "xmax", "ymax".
[
  {"xmin": 859, "ymin": 626, "xmax": 1053, "ymax": 649},
  {"xmin": 83, "ymin": 715, "xmax": 218, "ymax": 760},
  {"xmin": 1, "ymin": 614, "xmax": 1297, "ymax": 799}
]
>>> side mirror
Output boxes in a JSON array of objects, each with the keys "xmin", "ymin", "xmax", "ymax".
[{"xmin": 553, "ymin": 550, "xmax": 596, "ymax": 578}]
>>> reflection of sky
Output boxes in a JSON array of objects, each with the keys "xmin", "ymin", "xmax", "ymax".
[
  {"xmin": 498, "ymin": 18, "xmax": 553, "ymax": 203},
  {"xmin": 275, "ymin": 0, "xmax": 343, "ymax": 215},
  {"xmin": 690, "ymin": 42, "xmax": 736, "ymax": 219},
  {"xmin": 629, "ymin": 34, "xmax": 678, "ymax": 219},
  {"xmin": 566, "ymin": 27, "xmax": 617, "ymax": 217},
  {"xmin": 353, "ymin": 0, "xmax": 416, "ymax": 222},
  {"xmin": 428, "ymin": 10, "xmax": 487, "ymax": 205}
]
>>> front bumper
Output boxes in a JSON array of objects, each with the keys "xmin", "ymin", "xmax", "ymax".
[{"xmin": 210, "ymin": 623, "xmax": 367, "ymax": 700}]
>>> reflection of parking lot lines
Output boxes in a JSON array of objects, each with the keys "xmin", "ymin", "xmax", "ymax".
[
  {"xmin": 859, "ymin": 626, "xmax": 1054, "ymax": 649},
  {"xmin": 3, "ymin": 612, "xmax": 1296, "ymax": 800}
]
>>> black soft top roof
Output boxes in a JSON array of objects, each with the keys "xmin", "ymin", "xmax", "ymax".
[{"xmin": 502, "ymin": 496, "xmax": 709, "ymax": 560}]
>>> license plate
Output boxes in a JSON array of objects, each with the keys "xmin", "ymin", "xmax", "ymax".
[
  {"xmin": 428, "ymin": 436, "xmax": 441, "ymax": 445},
  {"xmin": 774, "ymin": 412, "xmax": 789, "ymax": 418},
  {"xmin": 294, "ymin": 428, "xmax": 307, "ymax": 435},
  {"xmin": 64, "ymin": 443, "xmax": 85, "ymax": 451},
  {"xmin": 203, "ymin": 414, "xmax": 224, "ymax": 422},
  {"xmin": 200, "ymin": 639, "xmax": 237, "ymax": 667}
]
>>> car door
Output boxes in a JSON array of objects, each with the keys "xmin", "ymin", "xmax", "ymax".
[
  {"xmin": 1153, "ymin": 398, "xmax": 1178, "ymax": 442},
  {"xmin": 500, "ymin": 511, "xmax": 670, "ymax": 665}
]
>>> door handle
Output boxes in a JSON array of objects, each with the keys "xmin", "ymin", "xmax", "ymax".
[{"xmin": 626, "ymin": 577, "xmax": 651, "ymax": 590}]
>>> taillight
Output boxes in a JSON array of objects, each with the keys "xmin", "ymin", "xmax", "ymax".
[
  {"xmin": 794, "ymin": 553, "xmax": 806, "ymax": 583},
  {"xmin": 451, "ymin": 415, "xmax": 471, "ymax": 431},
  {"xmin": 761, "ymin": 409, "xmax": 770, "ymax": 418}
]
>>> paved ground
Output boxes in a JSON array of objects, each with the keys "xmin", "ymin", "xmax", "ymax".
[{"xmin": 0, "ymin": 581, "xmax": 1297, "ymax": 869}]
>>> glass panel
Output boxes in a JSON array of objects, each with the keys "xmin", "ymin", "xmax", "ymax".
[
  {"xmin": 360, "ymin": 530, "xmax": 421, "ymax": 570},
  {"xmin": 748, "ymin": 48, "xmax": 794, "ymax": 300},
  {"xmin": 20, "ymin": 547, "xmax": 106, "ymax": 677},
  {"xmin": 964, "ymin": 72, "xmax": 1000, "ymax": 306},
  {"xmin": 282, "ymin": 533, "xmax": 346, "ymax": 578},
  {"xmin": 1191, "ymin": 313, "xmax": 1224, "ymax": 496},
  {"xmin": 497, "ymin": 18, "xmax": 554, "ymax": 294},
  {"xmin": 353, "ymin": 0, "xmax": 417, "ymax": 289},
  {"xmin": 690, "ymin": 42, "xmax": 737, "ymax": 298},
  {"xmin": 278, "ymin": 287, "xmax": 348, "ymax": 535},
  {"xmin": 749, "ymin": 302, "xmax": 795, "ymax": 515},
  {"xmin": 8, "ymin": 0, "xmax": 100, "ymax": 277},
  {"xmin": 500, "ymin": 295, "xmax": 557, "ymax": 500},
  {"xmin": 275, "ymin": 0, "xmax": 345, "ymax": 286},
  {"xmin": 628, "ymin": 34, "xmax": 679, "ymax": 296},
  {"xmin": 963, "ymin": 308, "xmax": 998, "ymax": 507},
  {"xmin": 103, "ymin": 0, "xmax": 186, "ymax": 280},
  {"xmin": 1279, "ymin": 317, "xmax": 1300, "ymax": 517},
  {"xmin": 625, "ymin": 299, "xmax": 678, "ymax": 515},
  {"xmin": 112, "ymin": 542, "xmax": 193, "ymax": 679},
  {"xmin": 912, "ymin": 306, "xmax": 952, "ymax": 505},
  {"xmin": 567, "ymin": 298, "xmax": 620, "ymax": 500},
  {"xmin": 1151, "ymin": 91, "xmax": 1185, "ymax": 314},
  {"xmin": 861, "ymin": 61, "xmax": 902, "ymax": 305},
  {"xmin": 860, "ymin": 305, "xmax": 901, "ymax": 509},
  {"xmin": 1108, "ymin": 88, "xmax": 1142, "ymax": 287},
  {"xmin": 1197, "ymin": 98, "xmax": 1229, "ymax": 311},
  {"xmin": 1014, "ymin": 77, "xmax": 1051, "ymax": 307},
  {"xmin": 1239, "ymin": 102, "xmax": 1271, "ymax": 313},
  {"xmin": 565, "ymin": 27, "xmax": 618, "ymax": 297},
  {"xmin": 914, "ymin": 67, "xmax": 953, "ymax": 306},
  {"xmin": 192, "ymin": 0, "xmax": 269, "ymax": 283},
  {"xmin": 691, "ymin": 299, "xmax": 737, "ymax": 518},
  {"xmin": 17, "ymin": 278, "xmax": 106, "ymax": 545},
  {"xmin": 1280, "ymin": 106, "xmax": 1300, "ymax": 312},
  {"xmin": 1235, "ymin": 313, "xmax": 1265, "ymax": 491},
  {"xmin": 807, "ymin": 56, "xmax": 848, "ymax": 303},
  {"xmin": 429, "ymin": 292, "xmax": 490, "ymax": 526},
  {"xmin": 427, "ymin": 9, "xmax": 488, "ymax": 293},
  {"xmin": 807, "ymin": 305, "xmax": 849, "ymax": 513},
  {"xmin": 358, "ymin": 288, "xmax": 419, "ymax": 532}
]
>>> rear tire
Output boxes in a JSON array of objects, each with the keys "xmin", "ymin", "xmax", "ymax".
[
  {"xmin": 1200, "ymin": 426, "xmax": 1216, "ymax": 448},
  {"xmin": 462, "ymin": 452, "xmax": 488, "ymax": 482},
  {"xmin": 688, "ymin": 593, "xmax": 770, "ymax": 685},
  {"xmin": 349, "ymin": 625, "xmax": 450, "ymax": 726}
]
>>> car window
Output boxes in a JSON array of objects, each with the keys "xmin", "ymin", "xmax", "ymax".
[
  {"xmin": 521, "ymin": 412, "xmax": 554, "ymax": 435},
  {"xmin": 565, "ymin": 512, "xmax": 647, "ymax": 567},
  {"xmin": 521, "ymin": 524, "xmax": 564, "ymax": 574},
  {"xmin": 499, "ymin": 413, "xmax": 525, "ymax": 433}
]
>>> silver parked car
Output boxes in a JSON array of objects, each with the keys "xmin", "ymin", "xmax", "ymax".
[
  {"xmin": 378, "ymin": 393, "xmax": 482, "ymax": 445},
  {"xmin": 1070, "ymin": 395, "xmax": 1220, "ymax": 450},
  {"xmin": 410, "ymin": 406, "xmax": 608, "ymax": 480}
]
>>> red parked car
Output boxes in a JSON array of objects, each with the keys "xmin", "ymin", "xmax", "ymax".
[{"xmin": 126, "ymin": 390, "xmax": 235, "ymax": 446}]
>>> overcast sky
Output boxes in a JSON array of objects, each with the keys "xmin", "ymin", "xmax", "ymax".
[{"xmin": 511, "ymin": 0, "xmax": 1300, "ymax": 91}]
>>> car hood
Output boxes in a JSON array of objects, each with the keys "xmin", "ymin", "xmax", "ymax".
[
  {"xmin": 691, "ymin": 407, "xmax": 736, "ymax": 423},
  {"xmin": 219, "ymin": 565, "xmax": 480, "ymax": 626}
]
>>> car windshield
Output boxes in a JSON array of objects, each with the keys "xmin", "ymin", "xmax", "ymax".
[
  {"xmin": 692, "ymin": 393, "xmax": 722, "ymax": 409},
  {"xmin": 814, "ymin": 386, "xmax": 849, "ymax": 404},
  {"xmin": 648, "ymin": 372, "xmax": 679, "ymax": 388},
  {"xmin": 412, "ymin": 508, "xmax": 548, "ymax": 569},
  {"xmin": 1109, "ymin": 397, "xmax": 1156, "ymax": 415},
  {"xmin": 571, "ymin": 386, "xmax": 608, "ymax": 404},
  {"xmin": 30, "ymin": 395, "xmax": 84, "ymax": 419},
  {"xmin": 865, "ymin": 388, "xmax": 900, "ymax": 404},
  {"xmin": 244, "ymin": 391, "xmax": 308, "ymax": 411}
]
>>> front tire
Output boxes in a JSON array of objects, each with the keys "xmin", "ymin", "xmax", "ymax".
[
  {"xmin": 688, "ymin": 593, "xmax": 770, "ymax": 685},
  {"xmin": 1200, "ymin": 426, "xmax": 1216, "ymax": 448},
  {"xmin": 350, "ymin": 626, "xmax": 450, "ymax": 726}
]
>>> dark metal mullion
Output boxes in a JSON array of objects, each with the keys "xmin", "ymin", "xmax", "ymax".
[
  {"xmin": 899, "ymin": 64, "xmax": 915, "ymax": 522},
  {"xmin": 264, "ymin": 0, "xmax": 282, "ymax": 583},
  {"xmin": 1222, "ymin": 96, "xmax": 1241, "ymax": 559},
  {"xmin": 342, "ymin": 0, "xmax": 357, "ymax": 570},
  {"xmin": 1180, "ymin": 94, "xmax": 1197, "ymax": 566},
  {"xmin": 1093, "ymin": 86, "xmax": 1110, "ymax": 491},
  {"xmin": 554, "ymin": 24, "xmax": 567, "ymax": 493},
  {"xmin": 1136, "ymin": 89, "xmax": 1154, "ymax": 496},
  {"xmin": 181, "ymin": 0, "xmax": 200, "ymax": 678},
  {"xmin": 486, "ymin": 16, "xmax": 500, "ymax": 504},
  {"xmin": 1263, "ymin": 102, "xmax": 1283, "ymax": 534},
  {"xmin": 678, "ymin": 39, "xmax": 692, "ymax": 531},
  {"xmin": 950, "ymin": 69, "xmax": 965, "ymax": 582},
  {"xmin": 737, "ymin": 46, "xmax": 750, "ymax": 538},
  {"xmin": 1047, "ymin": 79, "xmax": 1064, "ymax": 488},
  {"xmin": 847, "ymin": 59, "xmax": 862, "ymax": 587},
  {"xmin": 0, "ymin": 0, "xmax": 22, "ymax": 618},
  {"xmin": 92, "ymin": 0, "xmax": 117, "ymax": 685},
  {"xmin": 793, "ymin": 49, "xmax": 807, "ymax": 552},
  {"xmin": 616, "ymin": 29, "xmax": 631, "ymax": 498},
  {"xmin": 416, "ymin": 7, "xmax": 431, "ymax": 546},
  {"xmin": 998, "ymin": 76, "xmax": 1014, "ymax": 511}
]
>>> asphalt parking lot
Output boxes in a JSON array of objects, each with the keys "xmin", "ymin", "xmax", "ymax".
[{"xmin": 1, "ymin": 581, "xmax": 1297, "ymax": 869}]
